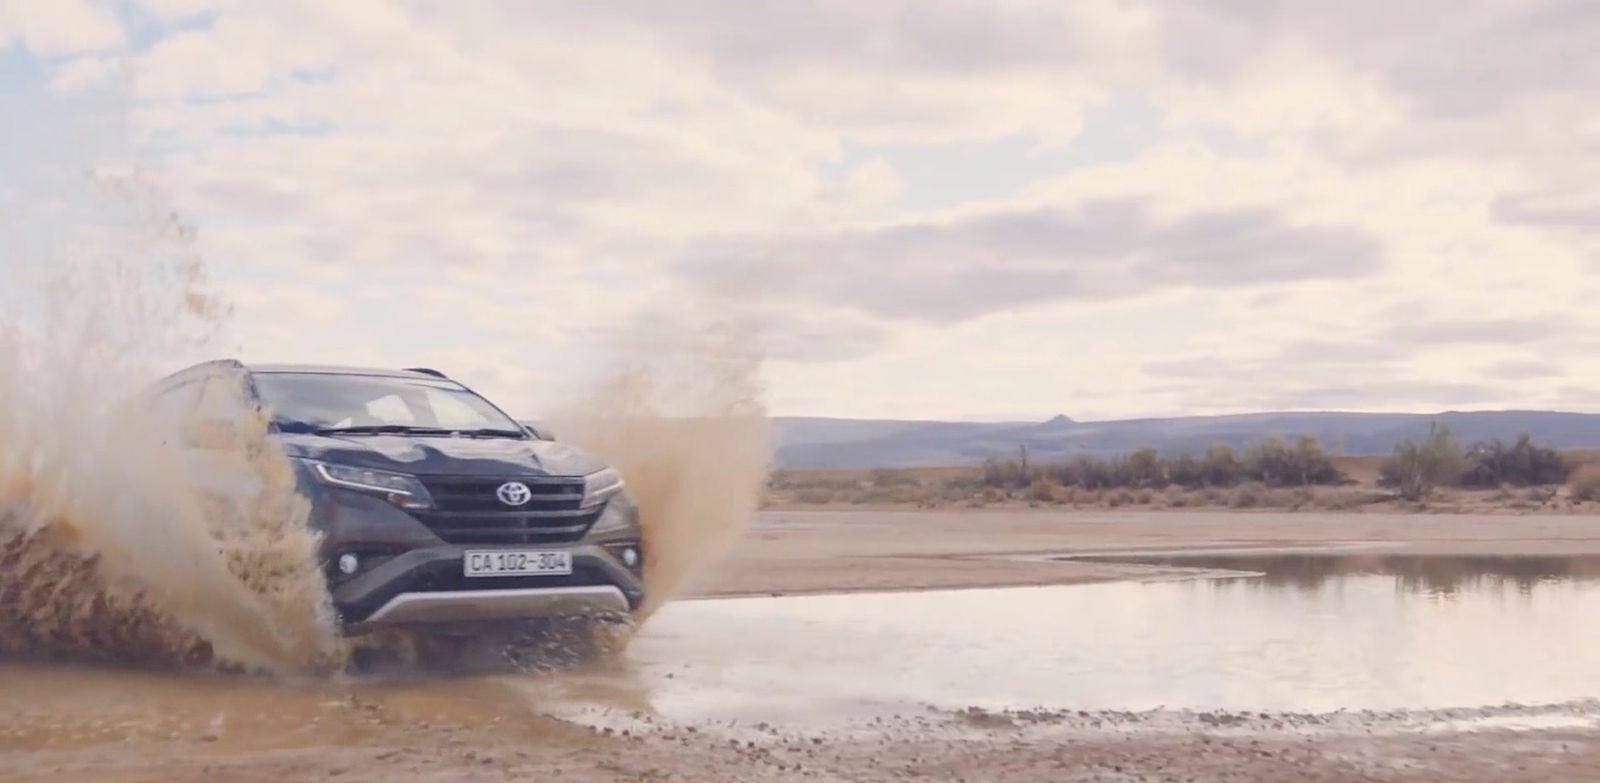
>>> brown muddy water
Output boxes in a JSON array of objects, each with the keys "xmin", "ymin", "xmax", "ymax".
[{"xmin": 5, "ymin": 552, "xmax": 1600, "ymax": 747}]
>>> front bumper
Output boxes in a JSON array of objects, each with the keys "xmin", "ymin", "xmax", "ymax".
[
  {"xmin": 360, "ymin": 585, "xmax": 629, "ymax": 625},
  {"xmin": 331, "ymin": 543, "xmax": 646, "ymax": 632}
]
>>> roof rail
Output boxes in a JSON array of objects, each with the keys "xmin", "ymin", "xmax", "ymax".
[{"xmin": 404, "ymin": 367, "xmax": 448, "ymax": 378}]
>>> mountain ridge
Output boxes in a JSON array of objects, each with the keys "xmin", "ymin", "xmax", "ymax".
[{"xmin": 772, "ymin": 409, "xmax": 1600, "ymax": 468}]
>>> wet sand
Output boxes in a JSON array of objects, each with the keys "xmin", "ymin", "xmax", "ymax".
[
  {"xmin": 694, "ymin": 508, "xmax": 1600, "ymax": 597},
  {"xmin": 9, "ymin": 509, "xmax": 1600, "ymax": 782}
]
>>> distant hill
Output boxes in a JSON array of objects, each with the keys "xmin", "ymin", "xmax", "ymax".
[{"xmin": 772, "ymin": 410, "xmax": 1600, "ymax": 468}]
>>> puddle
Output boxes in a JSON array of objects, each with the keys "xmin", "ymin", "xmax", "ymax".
[
  {"xmin": 616, "ymin": 554, "xmax": 1600, "ymax": 723},
  {"xmin": 8, "ymin": 554, "xmax": 1600, "ymax": 743}
]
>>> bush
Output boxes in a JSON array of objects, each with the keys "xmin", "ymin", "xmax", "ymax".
[
  {"xmin": 984, "ymin": 437, "xmax": 1344, "ymax": 493},
  {"xmin": 1026, "ymin": 477, "xmax": 1060, "ymax": 503},
  {"xmin": 1380, "ymin": 422, "xmax": 1465, "ymax": 501},
  {"xmin": 1201, "ymin": 444, "xmax": 1244, "ymax": 487},
  {"xmin": 795, "ymin": 488, "xmax": 835, "ymax": 504},
  {"xmin": 1230, "ymin": 482, "xmax": 1264, "ymax": 508},
  {"xmin": 1459, "ymin": 434, "xmax": 1571, "ymax": 487},
  {"xmin": 869, "ymin": 468, "xmax": 922, "ymax": 488},
  {"xmin": 1569, "ymin": 466, "xmax": 1600, "ymax": 502}
]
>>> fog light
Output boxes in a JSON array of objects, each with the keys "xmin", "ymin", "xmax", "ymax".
[
  {"xmin": 337, "ymin": 553, "xmax": 360, "ymax": 575},
  {"xmin": 621, "ymin": 547, "xmax": 640, "ymax": 568}
]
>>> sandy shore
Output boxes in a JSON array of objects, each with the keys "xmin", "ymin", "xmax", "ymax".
[
  {"xmin": 9, "ymin": 509, "xmax": 1600, "ymax": 782},
  {"xmin": 694, "ymin": 508, "xmax": 1600, "ymax": 597}
]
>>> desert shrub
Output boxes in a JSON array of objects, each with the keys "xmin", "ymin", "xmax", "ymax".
[
  {"xmin": 1380, "ymin": 423, "xmax": 1465, "ymax": 501},
  {"xmin": 794, "ymin": 488, "xmax": 834, "ymax": 504},
  {"xmin": 1199, "ymin": 486, "xmax": 1226, "ymax": 505},
  {"xmin": 982, "ymin": 456, "xmax": 1032, "ymax": 489},
  {"xmin": 1243, "ymin": 436, "xmax": 1342, "ymax": 487},
  {"xmin": 988, "ymin": 437, "xmax": 1342, "ymax": 493},
  {"xmin": 869, "ymin": 468, "xmax": 922, "ymax": 488},
  {"xmin": 1168, "ymin": 453, "xmax": 1203, "ymax": 488},
  {"xmin": 1106, "ymin": 488, "xmax": 1135, "ymax": 507},
  {"xmin": 1260, "ymin": 488, "xmax": 1297, "ymax": 508},
  {"xmin": 1125, "ymin": 448, "xmax": 1166, "ymax": 488},
  {"xmin": 1201, "ymin": 444, "xmax": 1244, "ymax": 487},
  {"xmin": 1309, "ymin": 488, "xmax": 1388, "ymax": 510},
  {"xmin": 1134, "ymin": 488, "xmax": 1155, "ymax": 505},
  {"xmin": 1026, "ymin": 477, "xmax": 1060, "ymax": 503},
  {"xmin": 1569, "ymin": 466, "xmax": 1600, "ymax": 502},
  {"xmin": 1458, "ymin": 434, "xmax": 1571, "ymax": 487},
  {"xmin": 1230, "ymin": 482, "xmax": 1264, "ymax": 508}
]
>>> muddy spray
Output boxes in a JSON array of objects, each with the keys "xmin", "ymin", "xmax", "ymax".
[
  {"xmin": 550, "ymin": 308, "xmax": 773, "ymax": 619},
  {"xmin": 0, "ymin": 173, "xmax": 343, "ymax": 673}
]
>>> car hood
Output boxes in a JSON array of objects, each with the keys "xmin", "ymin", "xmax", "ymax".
[{"xmin": 276, "ymin": 433, "xmax": 609, "ymax": 477}]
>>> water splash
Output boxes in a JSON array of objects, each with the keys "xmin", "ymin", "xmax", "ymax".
[
  {"xmin": 550, "ymin": 309, "xmax": 773, "ymax": 618},
  {"xmin": 0, "ymin": 172, "xmax": 343, "ymax": 673}
]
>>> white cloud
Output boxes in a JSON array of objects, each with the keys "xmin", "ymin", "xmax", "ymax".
[
  {"xmin": 48, "ymin": 55, "xmax": 113, "ymax": 91},
  {"xmin": 0, "ymin": 0, "xmax": 123, "ymax": 54},
  {"xmin": 5, "ymin": 0, "xmax": 1596, "ymax": 418}
]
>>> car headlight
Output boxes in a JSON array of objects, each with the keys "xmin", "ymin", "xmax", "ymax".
[
  {"xmin": 301, "ymin": 459, "xmax": 434, "ymax": 510},
  {"xmin": 581, "ymin": 467, "xmax": 625, "ymax": 509}
]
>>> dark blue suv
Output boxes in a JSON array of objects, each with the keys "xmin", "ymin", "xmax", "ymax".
[{"xmin": 144, "ymin": 361, "xmax": 645, "ymax": 639}]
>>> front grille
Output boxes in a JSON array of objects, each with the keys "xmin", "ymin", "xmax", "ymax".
[{"xmin": 414, "ymin": 475, "xmax": 597, "ymax": 544}]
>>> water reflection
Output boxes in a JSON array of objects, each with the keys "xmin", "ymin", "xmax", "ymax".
[
  {"xmin": 619, "ymin": 556, "xmax": 1600, "ymax": 719},
  {"xmin": 1064, "ymin": 553, "xmax": 1600, "ymax": 596}
]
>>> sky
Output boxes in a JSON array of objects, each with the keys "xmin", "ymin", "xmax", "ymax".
[{"xmin": 1, "ymin": 0, "xmax": 1596, "ymax": 422}]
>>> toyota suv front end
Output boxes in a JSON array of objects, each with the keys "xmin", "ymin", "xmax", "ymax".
[{"xmin": 147, "ymin": 361, "xmax": 645, "ymax": 641}]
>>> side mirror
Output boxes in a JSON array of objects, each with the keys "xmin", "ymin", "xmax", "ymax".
[{"xmin": 521, "ymin": 423, "xmax": 554, "ymax": 441}]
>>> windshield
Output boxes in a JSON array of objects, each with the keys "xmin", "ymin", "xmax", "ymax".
[{"xmin": 254, "ymin": 372, "xmax": 525, "ymax": 436}]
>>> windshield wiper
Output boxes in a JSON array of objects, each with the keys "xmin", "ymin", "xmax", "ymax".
[
  {"xmin": 315, "ymin": 425, "xmax": 455, "ymax": 436},
  {"xmin": 451, "ymin": 427, "xmax": 528, "ymax": 439}
]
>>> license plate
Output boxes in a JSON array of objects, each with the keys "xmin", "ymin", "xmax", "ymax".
[{"xmin": 463, "ymin": 550, "xmax": 573, "ymax": 578}]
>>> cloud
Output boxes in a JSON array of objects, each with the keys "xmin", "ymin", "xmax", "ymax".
[
  {"xmin": 1380, "ymin": 317, "xmax": 1571, "ymax": 346},
  {"xmin": 1147, "ymin": 0, "xmax": 1597, "ymax": 119},
  {"xmin": 48, "ymin": 56, "xmax": 114, "ymax": 92},
  {"xmin": 1483, "ymin": 360, "xmax": 1565, "ymax": 381},
  {"xmin": 7, "ymin": 0, "xmax": 1596, "ymax": 419},
  {"xmin": 512, "ymin": 0, "xmax": 1129, "ymax": 142},
  {"xmin": 1492, "ymin": 190, "xmax": 1600, "ymax": 234},
  {"xmin": 0, "ymin": 0, "xmax": 124, "ymax": 54},
  {"xmin": 1145, "ymin": 337, "xmax": 1407, "ymax": 380},
  {"xmin": 1202, "ymin": 380, "xmax": 1514, "ymax": 412},
  {"xmin": 682, "ymin": 199, "xmax": 1383, "ymax": 323}
]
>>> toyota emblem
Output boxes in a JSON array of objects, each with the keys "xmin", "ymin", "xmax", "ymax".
[{"xmin": 496, "ymin": 481, "xmax": 533, "ymax": 506}]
